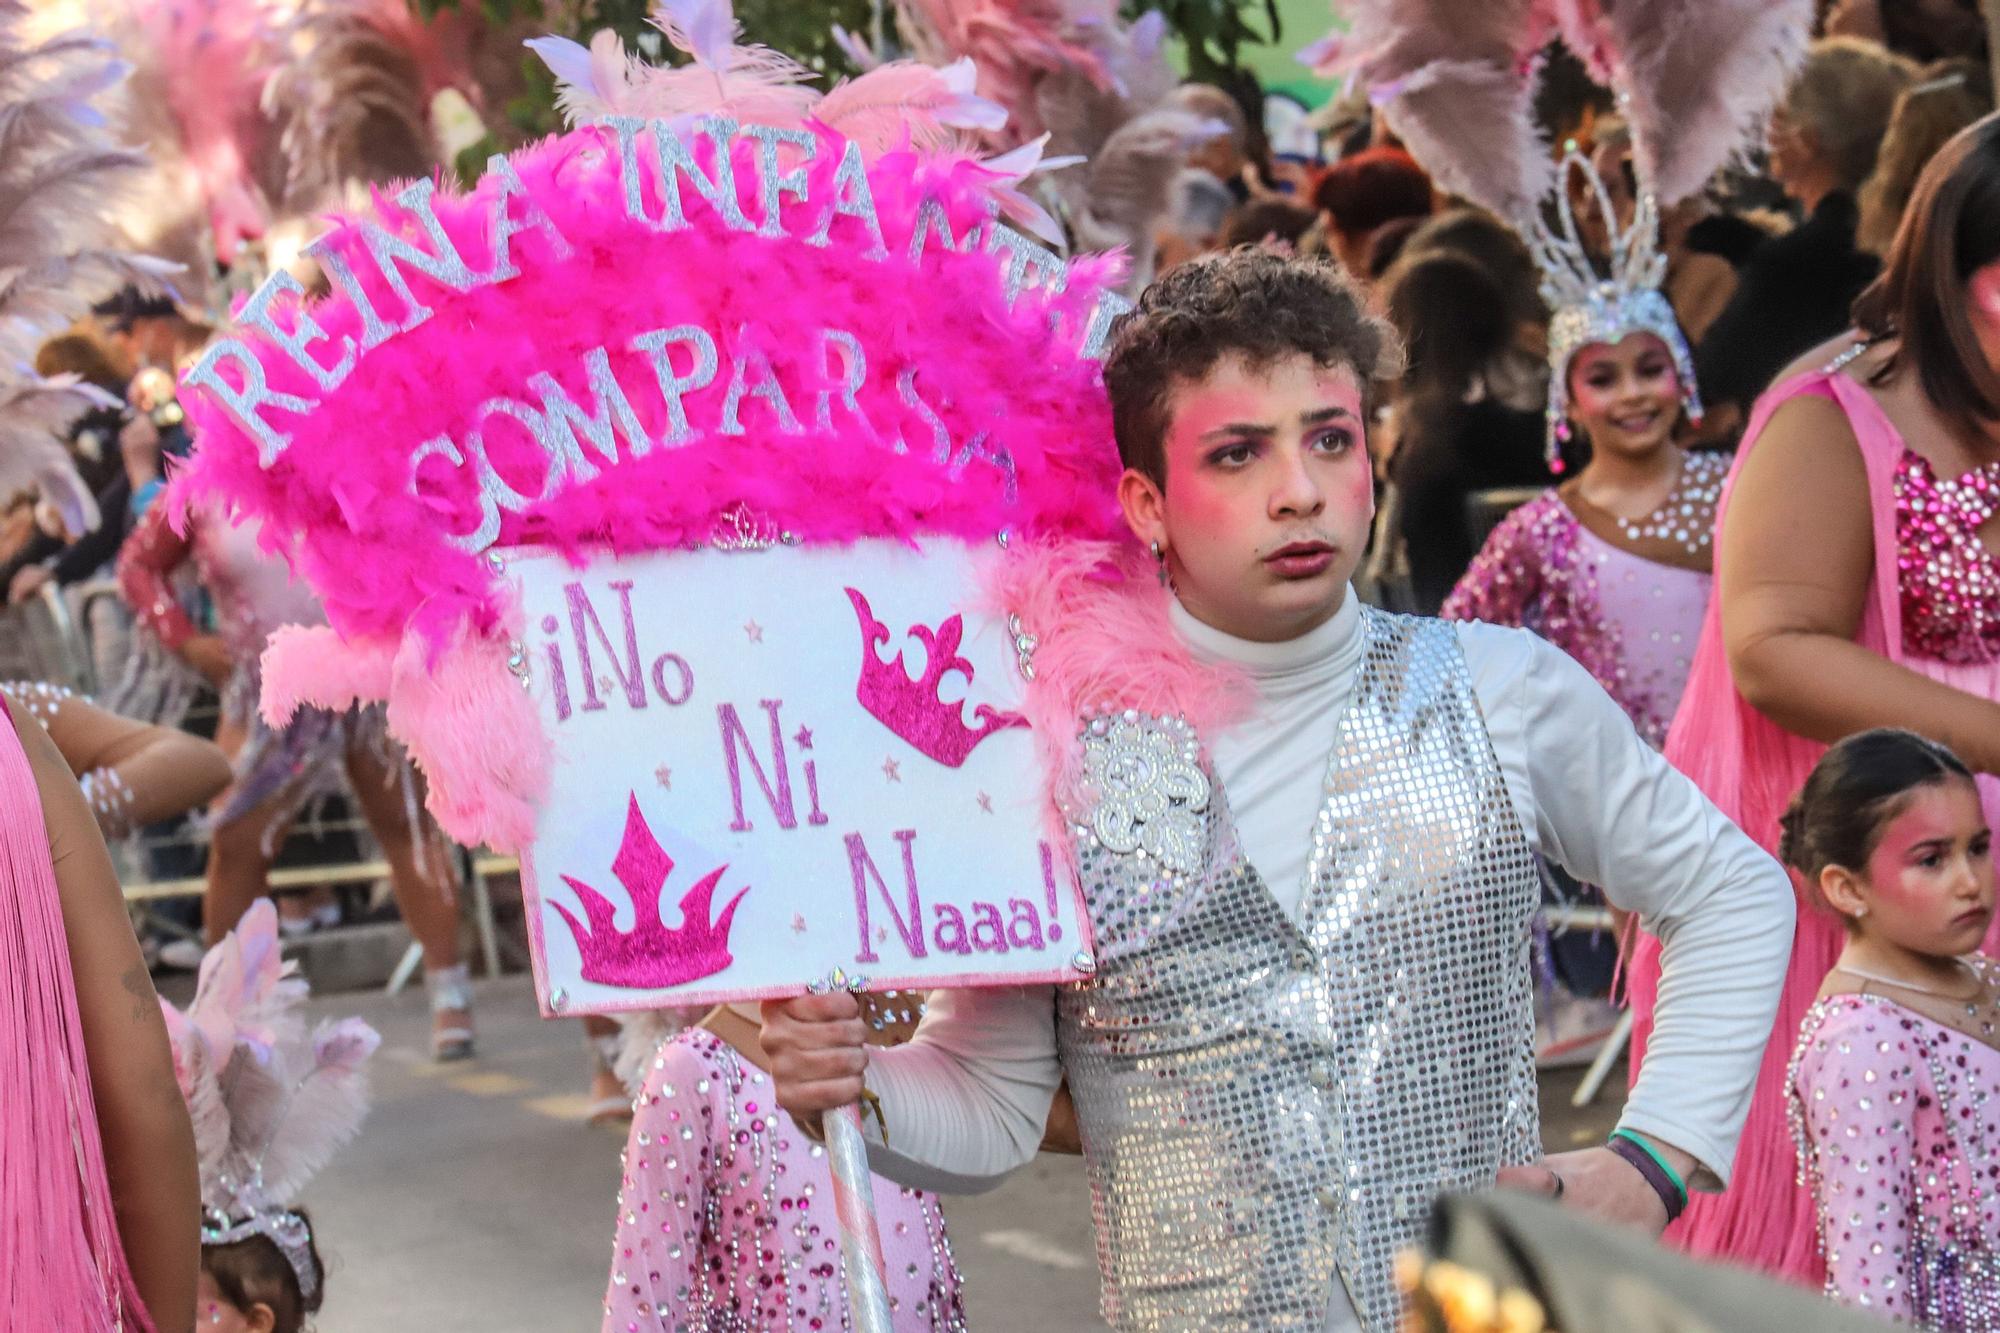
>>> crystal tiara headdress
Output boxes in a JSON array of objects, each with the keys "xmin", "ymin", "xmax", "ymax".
[{"xmin": 1526, "ymin": 142, "xmax": 1702, "ymax": 473}]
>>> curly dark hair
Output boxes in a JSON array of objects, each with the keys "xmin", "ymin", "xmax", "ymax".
[{"xmin": 1103, "ymin": 249, "xmax": 1401, "ymax": 484}]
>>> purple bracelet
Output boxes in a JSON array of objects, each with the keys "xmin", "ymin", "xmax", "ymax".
[{"xmin": 1607, "ymin": 1134, "xmax": 1686, "ymax": 1224}]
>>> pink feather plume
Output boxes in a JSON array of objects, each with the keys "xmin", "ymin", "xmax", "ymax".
[
  {"xmin": 895, "ymin": 0, "xmax": 1119, "ymax": 143},
  {"xmin": 159, "ymin": 899, "xmax": 381, "ymax": 1218},
  {"xmin": 1322, "ymin": 0, "xmax": 1811, "ymax": 220}
]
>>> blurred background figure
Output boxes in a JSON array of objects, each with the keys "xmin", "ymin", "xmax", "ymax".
[
  {"xmin": 1694, "ymin": 37, "xmax": 1919, "ymax": 423},
  {"xmin": 1312, "ymin": 146, "xmax": 1434, "ymax": 280},
  {"xmin": 1857, "ymin": 57, "xmax": 1995, "ymax": 255},
  {"xmin": 1153, "ymin": 166, "xmax": 1236, "ymax": 274}
]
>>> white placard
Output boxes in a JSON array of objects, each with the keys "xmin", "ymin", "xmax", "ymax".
[{"xmin": 506, "ymin": 539, "xmax": 1092, "ymax": 1015}]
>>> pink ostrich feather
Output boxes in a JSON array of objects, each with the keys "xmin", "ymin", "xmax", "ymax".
[
  {"xmin": 1577, "ymin": 0, "xmax": 1812, "ymax": 205},
  {"xmin": 122, "ymin": 0, "xmax": 281, "ymax": 261},
  {"xmin": 983, "ymin": 538, "xmax": 1250, "ymax": 829},
  {"xmin": 896, "ymin": 0, "xmax": 1118, "ymax": 144},
  {"xmin": 527, "ymin": 0, "xmax": 819, "ymax": 128},
  {"xmin": 814, "ymin": 58, "xmax": 1008, "ymax": 153},
  {"xmin": 1325, "ymin": 0, "xmax": 1810, "ymax": 221},
  {"xmin": 161, "ymin": 900, "xmax": 382, "ymax": 1220}
]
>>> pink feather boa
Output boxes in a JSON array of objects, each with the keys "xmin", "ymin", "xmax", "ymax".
[
  {"xmin": 985, "ymin": 538, "xmax": 1249, "ymax": 830},
  {"xmin": 173, "ymin": 120, "xmax": 1126, "ymax": 848}
]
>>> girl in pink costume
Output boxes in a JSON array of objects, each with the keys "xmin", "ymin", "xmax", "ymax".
[
  {"xmin": 603, "ymin": 999, "xmax": 964, "ymax": 1332},
  {"xmin": 1782, "ymin": 730, "xmax": 2000, "ymax": 1329},
  {"xmin": 1628, "ymin": 116, "xmax": 2000, "ymax": 1279},
  {"xmin": 1442, "ymin": 331, "xmax": 1721, "ymax": 748},
  {"xmin": 118, "ymin": 498, "xmax": 477, "ymax": 1059}
]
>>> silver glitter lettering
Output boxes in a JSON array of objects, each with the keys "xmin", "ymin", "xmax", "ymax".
[
  {"xmin": 806, "ymin": 139, "xmax": 887, "ymax": 260},
  {"xmin": 184, "ymin": 339, "xmax": 316, "ymax": 468},
  {"xmin": 955, "ymin": 431, "xmax": 1018, "ymax": 502},
  {"xmin": 236, "ymin": 269, "xmax": 355, "ymax": 392},
  {"xmin": 630, "ymin": 325, "xmax": 719, "ymax": 444},
  {"xmin": 358, "ymin": 178, "xmax": 483, "ymax": 333},
  {"xmin": 1081, "ymin": 289, "xmax": 1134, "ymax": 361},
  {"xmin": 467, "ymin": 397, "xmax": 565, "ymax": 515},
  {"xmin": 905, "ymin": 195, "xmax": 961, "ymax": 264},
  {"xmin": 813, "ymin": 328, "xmax": 871, "ymax": 434},
  {"xmin": 609, "ymin": 117, "xmax": 654, "ymax": 225},
  {"xmin": 895, "ymin": 367, "xmax": 949, "ymax": 464},
  {"xmin": 410, "ymin": 433, "xmax": 500, "ymax": 552},
  {"xmin": 647, "ymin": 116, "xmax": 749, "ymax": 233},
  {"xmin": 484, "ymin": 153, "xmax": 573, "ymax": 279},
  {"xmin": 745, "ymin": 124, "xmax": 816, "ymax": 239},
  {"xmin": 986, "ymin": 225, "xmax": 1068, "ymax": 310},
  {"xmin": 306, "ymin": 235, "xmax": 400, "ymax": 350},
  {"xmin": 529, "ymin": 345, "xmax": 651, "ymax": 470},
  {"xmin": 718, "ymin": 331, "xmax": 801, "ymax": 436}
]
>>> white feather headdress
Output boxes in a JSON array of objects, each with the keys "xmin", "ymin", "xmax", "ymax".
[
  {"xmin": 0, "ymin": 1, "xmax": 176, "ymax": 531},
  {"xmin": 160, "ymin": 899, "xmax": 380, "ymax": 1307},
  {"xmin": 1310, "ymin": 0, "xmax": 1814, "ymax": 468}
]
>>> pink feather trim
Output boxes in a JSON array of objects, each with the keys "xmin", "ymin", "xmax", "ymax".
[
  {"xmin": 263, "ymin": 620, "xmax": 548, "ymax": 849},
  {"xmin": 983, "ymin": 537, "xmax": 1249, "ymax": 827},
  {"xmin": 175, "ymin": 125, "xmax": 1123, "ymax": 655}
]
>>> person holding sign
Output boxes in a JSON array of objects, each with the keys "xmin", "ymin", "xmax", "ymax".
[{"xmin": 763, "ymin": 249, "xmax": 1797, "ymax": 1333}]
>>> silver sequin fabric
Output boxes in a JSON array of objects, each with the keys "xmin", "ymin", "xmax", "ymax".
[{"xmin": 1056, "ymin": 609, "xmax": 1541, "ymax": 1332}]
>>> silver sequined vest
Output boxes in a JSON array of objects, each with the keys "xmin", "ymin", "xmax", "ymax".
[{"xmin": 1056, "ymin": 608, "xmax": 1542, "ymax": 1332}]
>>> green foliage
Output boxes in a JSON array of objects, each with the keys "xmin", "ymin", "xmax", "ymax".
[
  {"xmin": 1124, "ymin": 0, "xmax": 1281, "ymax": 83},
  {"xmin": 416, "ymin": 0, "xmax": 873, "ymax": 147}
]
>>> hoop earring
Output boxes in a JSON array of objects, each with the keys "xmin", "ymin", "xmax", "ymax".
[{"xmin": 1151, "ymin": 539, "xmax": 1168, "ymax": 588}]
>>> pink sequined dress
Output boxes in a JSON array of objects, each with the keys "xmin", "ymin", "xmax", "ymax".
[
  {"xmin": 603, "ymin": 1028, "xmax": 966, "ymax": 1332},
  {"xmin": 1788, "ymin": 968, "xmax": 2000, "ymax": 1330},
  {"xmin": 1629, "ymin": 360, "xmax": 2000, "ymax": 1281},
  {"xmin": 1441, "ymin": 450, "xmax": 1723, "ymax": 746}
]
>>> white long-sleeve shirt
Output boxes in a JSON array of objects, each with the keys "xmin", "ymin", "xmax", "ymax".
[{"xmin": 859, "ymin": 588, "xmax": 1793, "ymax": 1212}]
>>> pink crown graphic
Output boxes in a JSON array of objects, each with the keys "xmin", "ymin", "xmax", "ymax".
[
  {"xmin": 554, "ymin": 794, "xmax": 748, "ymax": 989},
  {"xmin": 846, "ymin": 586, "xmax": 1028, "ymax": 769}
]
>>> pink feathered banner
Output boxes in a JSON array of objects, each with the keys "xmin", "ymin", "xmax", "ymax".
[{"xmin": 172, "ymin": 68, "xmax": 1132, "ymax": 850}]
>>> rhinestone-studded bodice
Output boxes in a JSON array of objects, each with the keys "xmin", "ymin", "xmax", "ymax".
[
  {"xmin": 1788, "ymin": 979, "xmax": 2000, "ymax": 1330},
  {"xmin": 1895, "ymin": 450, "xmax": 2000, "ymax": 664},
  {"xmin": 1055, "ymin": 609, "xmax": 1542, "ymax": 1332}
]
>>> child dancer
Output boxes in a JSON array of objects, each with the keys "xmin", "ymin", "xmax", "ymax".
[
  {"xmin": 1441, "ymin": 267, "xmax": 1721, "ymax": 749},
  {"xmin": 603, "ymin": 995, "xmax": 963, "ymax": 1331},
  {"xmin": 160, "ymin": 898, "xmax": 381, "ymax": 1333},
  {"xmin": 1783, "ymin": 729, "xmax": 1999, "ymax": 1329}
]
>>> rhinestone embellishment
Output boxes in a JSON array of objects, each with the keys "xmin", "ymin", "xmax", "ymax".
[{"xmin": 1079, "ymin": 712, "xmax": 1209, "ymax": 875}]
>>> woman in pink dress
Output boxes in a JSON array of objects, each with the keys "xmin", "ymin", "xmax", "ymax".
[
  {"xmin": 1780, "ymin": 728, "xmax": 2000, "ymax": 1328},
  {"xmin": 603, "ymin": 999, "xmax": 964, "ymax": 1331},
  {"xmin": 1628, "ymin": 114, "xmax": 2000, "ymax": 1280},
  {"xmin": 118, "ymin": 499, "xmax": 477, "ymax": 1059}
]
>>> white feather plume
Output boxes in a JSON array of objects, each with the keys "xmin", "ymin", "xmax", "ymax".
[
  {"xmin": 0, "ymin": 2, "xmax": 174, "ymax": 515},
  {"xmin": 161, "ymin": 900, "xmax": 380, "ymax": 1217}
]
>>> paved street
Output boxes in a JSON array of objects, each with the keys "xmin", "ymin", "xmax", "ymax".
[{"xmin": 276, "ymin": 973, "xmax": 1618, "ymax": 1332}]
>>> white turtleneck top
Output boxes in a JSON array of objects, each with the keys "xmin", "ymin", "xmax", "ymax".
[{"xmin": 855, "ymin": 589, "xmax": 1794, "ymax": 1232}]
